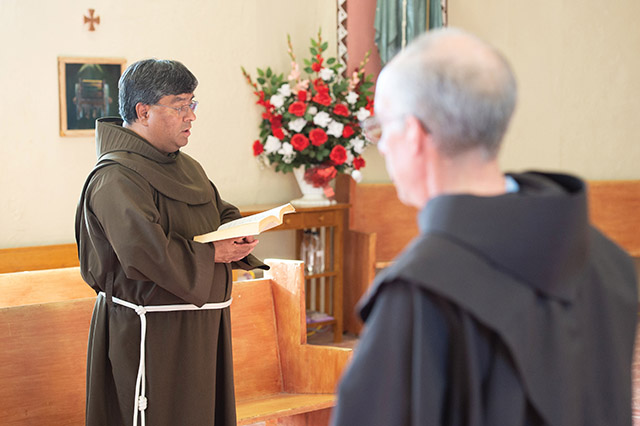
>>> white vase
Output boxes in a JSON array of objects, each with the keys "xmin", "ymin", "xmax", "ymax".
[{"xmin": 291, "ymin": 166, "xmax": 333, "ymax": 207}]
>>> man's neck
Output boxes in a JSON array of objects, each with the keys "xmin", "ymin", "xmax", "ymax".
[{"xmin": 427, "ymin": 150, "xmax": 507, "ymax": 200}]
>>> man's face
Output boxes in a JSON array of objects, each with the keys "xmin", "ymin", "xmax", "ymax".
[
  {"xmin": 145, "ymin": 93, "xmax": 196, "ymax": 154},
  {"xmin": 375, "ymin": 92, "xmax": 424, "ymax": 208}
]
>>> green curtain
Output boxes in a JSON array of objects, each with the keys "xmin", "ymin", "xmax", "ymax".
[{"xmin": 375, "ymin": 0, "xmax": 443, "ymax": 65}]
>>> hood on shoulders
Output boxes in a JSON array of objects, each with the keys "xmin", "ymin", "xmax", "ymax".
[
  {"xmin": 416, "ymin": 172, "xmax": 589, "ymax": 302},
  {"xmin": 96, "ymin": 117, "xmax": 175, "ymax": 164},
  {"xmin": 94, "ymin": 117, "xmax": 213, "ymax": 204}
]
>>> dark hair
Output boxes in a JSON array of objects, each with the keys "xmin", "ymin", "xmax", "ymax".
[{"xmin": 118, "ymin": 59, "xmax": 198, "ymax": 123}]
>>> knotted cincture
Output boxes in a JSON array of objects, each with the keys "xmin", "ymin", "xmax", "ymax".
[{"xmin": 98, "ymin": 292, "xmax": 232, "ymax": 426}]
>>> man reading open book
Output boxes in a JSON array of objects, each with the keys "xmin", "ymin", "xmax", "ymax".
[{"xmin": 75, "ymin": 59, "xmax": 267, "ymax": 426}]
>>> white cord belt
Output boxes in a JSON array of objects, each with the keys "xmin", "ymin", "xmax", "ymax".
[{"xmin": 98, "ymin": 292, "xmax": 232, "ymax": 426}]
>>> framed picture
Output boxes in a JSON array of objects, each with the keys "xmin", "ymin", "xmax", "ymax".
[{"xmin": 58, "ymin": 57, "xmax": 126, "ymax": 137}]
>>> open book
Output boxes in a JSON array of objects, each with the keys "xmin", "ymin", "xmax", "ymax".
[{"xmin": 194, "ymin": 203, "xmax": 296, "ymax": 243}]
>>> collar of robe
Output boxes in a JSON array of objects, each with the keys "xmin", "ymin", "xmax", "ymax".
[
  {"xmin": 415, "ymin": 171, "xmax": 589, "ymax": 302},
  {"xmin": 94, "ymin": 117, "xmax": 214, "ymax": 205}
]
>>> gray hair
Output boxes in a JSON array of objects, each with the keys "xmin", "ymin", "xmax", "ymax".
[
  {"xmin": 118, "ymin": 59, "xmax": 198, "ymax": 124},
  {"xmin": 380, "ymin": 28, "xmax": 517, "ymax": 158}
]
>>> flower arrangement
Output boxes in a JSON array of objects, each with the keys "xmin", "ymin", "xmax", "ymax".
[{"xmin": 242, "ymin": 29, "xmax": 375, "ymax": 188}]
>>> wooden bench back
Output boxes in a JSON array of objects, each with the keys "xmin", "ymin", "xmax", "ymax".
[
  {"xmin": 0, "ymin": 269, "xmax": 292, "ymax": 424},
  {"xmin": 336, "ymin": 175, "xmax": 419, "ymax": 263},
  {"xmin": 0, "ymin": 267, "xmax": 94, "ymax": 308},
  {"xmin": 587, "ymin": 180, "xmax": 640, "ymax": 257},
  {"xmin": 0, "ymin": 243, "xmax": 79, "ymax": 274},
  {"xmin": 230, "ymin": 279, "xmax": 284, "ymax": 400},
  {"xmin": 0, "ymin": 297, "xmax": 95, "ymax": 425}
]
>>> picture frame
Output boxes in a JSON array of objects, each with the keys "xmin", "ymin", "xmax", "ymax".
[{"xmin": 58, "ymin": 57, "xmax": 126, "ymax": 137}]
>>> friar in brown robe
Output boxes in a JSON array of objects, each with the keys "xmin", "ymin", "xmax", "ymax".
[{"xmin": 76, "ymin": 59, "xmax": 266, "ymax": 426}]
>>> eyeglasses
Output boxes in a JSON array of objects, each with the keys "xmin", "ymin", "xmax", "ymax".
[
  {"xmin": 360, "ymin": 116, "xmax": 383, "ymax": 144},
  {"xmin": 152, "ymin": 100, "xmax": 199, "ymax": 115},
  {"xmin": 360, "ymin": 115, "xmax": 429, "ymax": 145}
]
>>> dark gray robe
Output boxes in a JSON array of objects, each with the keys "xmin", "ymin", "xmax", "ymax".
[
  {"xmin": 332, "ymin": 172, "xmax": 637, "ymax": 426},
  {"xmin": 76, "ymin": 117, "xmax": 266, "ymax": 426}
]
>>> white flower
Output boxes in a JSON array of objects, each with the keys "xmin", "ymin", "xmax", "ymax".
[
  {"xmin": 351, "ymin": 169, "xmax": 363, "ymax": 183},
  {"xmin": 308, "ymin": 106, "xmax": 318, "ymax": 115},
  {"xmin": 288, "ymin": 117, "xmax": 307, "ymax": 133},
  {"xmin": 270, "ymin": 94, "xmax": 284, "ymax": 109},
  {"xmin": 278, "ymin": 142, "xmax": 295, "ymax": 163},
  {"xmin": 319, "ymin": 68, "xmax": 335, "ymax": 81},
  {"xmin": 313, "ymin": 111, "xmax": 331, "ymax": 128},
  {"xmin": 350, "ymin": 137, "xmax": 366, "ymax": 154},
  {"xmin": 327, "ymin": 120, "xmax": 344, "ymax": 138},
  {"xmin": 345, "ymin": 150, "xmax": 354, "ymax": 165},
  {"xmin": 356, "ymin": 107, "xmax": 371, "ymax": 122},
  {"xmin": 346, "ymin": 91, "xmax": 359, "ymax": 105},
  {"xmin": 264, "ymin": 136, "xmax": 282, "ymax": 154},
  {"xmin": 278, "ymin": 83, "xmax": 291, "ymax": 97}
]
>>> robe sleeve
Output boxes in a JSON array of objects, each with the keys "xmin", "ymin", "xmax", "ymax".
[
  {"xmin": 89, "ymin": 166, "xmax": 217, "ymax": 306},
  {"xmin": 331, "ymin": 281, "xmax": 449, "ymax": 426},
  {"xmin": 209, "ymin": 181, "xmax": 268, "ymax": 271}
]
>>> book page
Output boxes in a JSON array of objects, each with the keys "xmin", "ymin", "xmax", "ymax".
[
  {"xmin": 194, "ymin": 203, "xmax": 295, "ymax": 243},
  {"xmin": 217, "ymin": 205, "xmax": 288, "ymax": 231}
]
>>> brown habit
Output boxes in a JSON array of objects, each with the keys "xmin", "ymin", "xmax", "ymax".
[{"xmin": 76, "ymin": 117, "xmax": 266, "ymax": 426}]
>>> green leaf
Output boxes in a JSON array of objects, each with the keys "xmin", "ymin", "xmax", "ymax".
[
  {"xmin": 303, "ymin": 59, "xmax": 311, "ymax": 66},
  {"xmin": 304, "ymin": 66, "xmax": 314, "ymax": 74},
  {"xmin": 327, "ymin": 58, "xmax": 336, "ymax": 65},
  {"xmin": 266, "ymin": 67, "xmax": 272, "ymax": 78},
  {"xmin": 321, "ymin": 42, "xmax": 329, "ymax": 51},
  {"xmin": 257, "ymin": 77, "xmax": 266, "ymax": 85},
  {"xmin": 310, "ymin": 47, "xmax": 318, "ymax": 56},
  {"xmin": 257, "ymin": 68, "xmax": 265, "ymax": 77}
]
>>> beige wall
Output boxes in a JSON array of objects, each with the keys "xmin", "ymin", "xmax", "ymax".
[
  {"xmin": 0, "ymin": 0, "xmax": 336, "ymax": 248},
  {"xmin": 449, "ymin": 0, "xmax": 640, "ymax": 179},
  {"xmin": 2, "ymin": 0, "xmax": 639, "ymax": 249}
]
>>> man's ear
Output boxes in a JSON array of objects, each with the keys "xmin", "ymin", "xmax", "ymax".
[
  {"xmin": 405, "ymin": 115, "xmax": 428, "ymax": 156},
  {"xmin": 135, "ymin": 103, "xmax": 151, "ymax": 125}
]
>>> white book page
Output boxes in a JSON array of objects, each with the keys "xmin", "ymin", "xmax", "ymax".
[{"xmin": 217, "ymin": 205, "xmax": 287, "ymax": 231}]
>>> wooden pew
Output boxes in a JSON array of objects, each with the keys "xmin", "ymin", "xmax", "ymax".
[
  {"xmin": 337, "ymin": 176, "xmax": 640, "ymax": 335},
  {"xmin": 335, "ymin": 174, "xmax": 419, "ymax": 335},
  {"xmin": 0, "ymin": 243, "xmax": 78, "ymax": 274},
  {"xmin": 0, "ymin": 260, "xmax": 351, "ymax": 426},
  {"xmin": 587, "ymin": 180, "xmax": 640, "ymax": 257}
]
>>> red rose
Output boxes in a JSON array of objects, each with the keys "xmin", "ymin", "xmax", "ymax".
[
  {"xmin": 291, "ymin": 134, "xmax": 310, "ymax": 151},
  {"xmin": 305, "ymin": 165, "xmax": 337, "ymax": 187},
  {"xmin": 330, "ymin": 145, "xmax": 347, "ymax": 165},
  {"xmin": 342, "ymin": 125, "xmax": 355, "ymax": 138},
  {"xmin": 333, "ymin": 104, "xmax": 349, "ymax": 117},
  {"xmin": 313, "ymin": 79, "xmax": 328, "ymax": 93},
  {"xmin": 312, "ymin": 91, "xmax": 332, "ymax": 106},
  {"xmin": 297, "ymin": 90, "xmax": 308, "ymax": 102},
  {"xmin": 309, "ymin": 128, "xmax": 328, "ymax": 146},
  {"xmin": 288, "ymin": 101, "xmax": 307, "ymax": 117},
  {"xmin": 252, "ymin": 140, "xmax": 264, "ymax": 156},
  {"xmin": 272, "ymin": 127, "xmax": 285, "ymax": 140},
  {"xmin": 270, "ymin": 114, "xmax": 283, "ymax": 128},
  {"xmin": 353, "ymin": 156, "xmax": 366, "ymax": 170}
]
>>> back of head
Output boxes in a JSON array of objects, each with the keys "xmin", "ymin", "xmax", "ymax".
[
  {"xmin": 378, "ymin": 28, "xmax": 517, "ymax": 159},
  {"xmin": 118, "ymin": 59, "xmax": 198, "ymax": 124}
]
